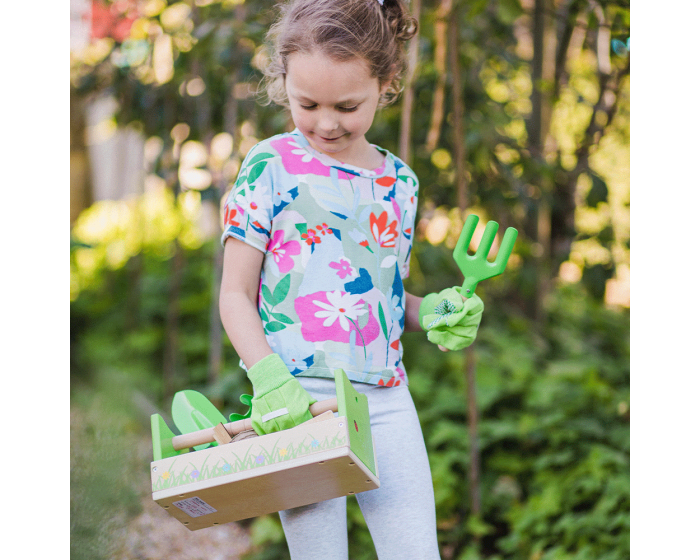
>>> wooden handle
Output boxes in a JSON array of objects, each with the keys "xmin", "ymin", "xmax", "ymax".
[{"xmin": 171, "ymin": 397, "xmax": 339, "ymax": 451}]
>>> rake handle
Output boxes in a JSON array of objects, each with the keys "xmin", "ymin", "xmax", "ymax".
[{"xmin": 171, "ymin": 397, "xmax": 339, "ymax": 451}]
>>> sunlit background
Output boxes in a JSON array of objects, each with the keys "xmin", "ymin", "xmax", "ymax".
[{"xmin": 70, "ymin": 1, "xmax": 630, "ymax": 559}]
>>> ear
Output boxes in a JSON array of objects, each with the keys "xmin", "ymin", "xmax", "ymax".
[
  {"xmin": 379, "ymin": 64, "xmax": 398, "ymax": 96},
  {"xmin": 379, "ymin": 79, "xmax": 392, "ymax": 97}
]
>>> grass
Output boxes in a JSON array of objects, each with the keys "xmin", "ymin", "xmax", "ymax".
[
  {"xmin": 70, "ymin": 371, "xmax": 146, "ymax": 560},
  {"xmin": 152, "ymin": 432, "xmax": 348, "ymax": 492}
]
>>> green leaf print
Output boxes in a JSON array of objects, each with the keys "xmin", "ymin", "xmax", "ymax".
[
  {"xmin": 270, "ymin": 312, "xmax": 294, "ymax": 325},
  {"xmin": 295, "ymin": 223, "xmax": 308, "ymax": 237},
  {"xmin": 247, "ymin": 161, "xmax": 268, "ymax": 184},
  {"xmin": 398, "ymin": 174, "xmax": 416, "ymax": 186},
  {"xmin": 272, "ymin": 274, "xmax": 291, "ymax": 304},
  {"xmin": 262, "ymin": 284, "xmax": 275, "ymax": 305},
  {"xmin": 265, "ymin": 321, "xmax": 287, "ymax": 333},
  {"xmin": 247, "ymin": 152, "xmax": 274, "ymax": 166},
  {"xmin": 378, "ymin": 302, "xmax": 389, "ymax": 340}
]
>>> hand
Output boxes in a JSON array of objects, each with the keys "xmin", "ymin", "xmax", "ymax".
[
  {"xmin": 418, "ymin": 287, "xmax": 484, "ymax": 351},
  {"xmin": 246, "ymin": 354, "xmax": 317, "ymax": 435}
]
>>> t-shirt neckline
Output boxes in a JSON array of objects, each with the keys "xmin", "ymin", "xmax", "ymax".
[{"xmin": 291, "ymin": 128, "xmax": 390, "ymax": 178}]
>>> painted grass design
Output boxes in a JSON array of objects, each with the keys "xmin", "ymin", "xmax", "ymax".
[{"xmin": 153, "ymin": 431, "xmax": 347, "ymax": 492}]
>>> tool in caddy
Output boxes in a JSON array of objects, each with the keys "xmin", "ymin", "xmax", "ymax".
[{"xmin": 151, "ymin": 368, "xmax": 378, "ymax": 531}]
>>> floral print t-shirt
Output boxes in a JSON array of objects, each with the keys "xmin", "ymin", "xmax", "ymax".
[{"xmin": 222, "ymin": 129, "xmax": 419, "ymax": 387}]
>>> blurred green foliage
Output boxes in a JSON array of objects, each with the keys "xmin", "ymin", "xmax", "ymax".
[{"xmin": 70, "ymin": 236, "xmax": 629, "ymax": 560}]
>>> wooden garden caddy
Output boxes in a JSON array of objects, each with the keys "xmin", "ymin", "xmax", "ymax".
[
  {"xmin": 150, "ymin": 369, "xmax": 379, "ymax": 531},
  {"xmin": 150, "ymin": 214, "xmax": 518, "ymax": 532}
]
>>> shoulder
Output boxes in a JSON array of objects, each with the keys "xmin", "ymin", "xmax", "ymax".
[
  {"xmin": 380, "ymin": 148, "xmax": 419, "ymax": 189},
  {"xmin": 241, "ymin": 132, "xmax": 295, "ymax": 164}
]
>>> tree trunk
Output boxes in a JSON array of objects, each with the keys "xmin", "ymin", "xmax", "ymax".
[
  {"xmin": 70, "ymin": 93, "xmax": 94, "ymax": 225},
  {"xmin": 399, "ymin": 0, "xmax": 421, "ymax": 164},
  {"xmin": 208, "ymin": 74, "xmax": 240, "ymax": 386},
  {"xmin": 162, "ymin": 91, "xmax": 183, "ymax": 401},
  {"xmin": 449, "ymin": 1, "xmax": 481, "ymax": 527},
  {"xmin": 525, "ymin": 0, "xmax": 556, "ymax": 323},
  {"xmin": 163, "ymin": 239, "xmax": 185, "ymax": 402},
  {"xmin": 425, "ymin": 0, "xmax": 452, "ymax": 153}
]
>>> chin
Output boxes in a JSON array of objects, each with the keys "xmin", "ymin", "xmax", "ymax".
[{"xmin": 312, "ymin": 136, "xmax": 349, "ymax": 152}]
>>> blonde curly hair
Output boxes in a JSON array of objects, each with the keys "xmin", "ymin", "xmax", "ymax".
[{"xmin": 260, "ymin": 0, "xmax": 417, "ymax": 108}]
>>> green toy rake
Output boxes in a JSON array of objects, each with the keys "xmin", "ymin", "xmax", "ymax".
[{"xmin": 454, "ymin": 215, "xmax": 518, "ymax": 297}]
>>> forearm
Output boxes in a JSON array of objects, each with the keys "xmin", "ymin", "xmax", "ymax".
[
  {"xmin": 219, "ymin": 238, "xmax": 273, "ymax": 369},
  {"xmin": 403, "ymin": 292, "xmax": 424, "ymax": 333},
  {"xmin": 220, "ymin": 289, "xmax": 273, "ymax": 369}
]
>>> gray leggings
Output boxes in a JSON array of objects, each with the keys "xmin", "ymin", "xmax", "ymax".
[{"xmin": 279, "ymin": 377, "xmax": 441, "ymax": 560}]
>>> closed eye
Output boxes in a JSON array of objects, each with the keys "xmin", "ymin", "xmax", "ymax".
[{"xmin": 298, "ymin": 103, "xmax": 358, "ymax": 113}]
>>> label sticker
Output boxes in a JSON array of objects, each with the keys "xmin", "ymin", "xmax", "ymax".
[{"xmin": 172, "ymin": 496, "xmax": 217, "ymax": 518}]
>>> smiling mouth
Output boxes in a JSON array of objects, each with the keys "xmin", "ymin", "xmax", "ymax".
[{"xmin": 319, "ymin": 134, "xmax": 344, "ymax": 142}]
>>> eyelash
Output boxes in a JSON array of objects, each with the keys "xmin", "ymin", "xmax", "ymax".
[{"xmin": 300, "ymin": 104, "xmax": 359, "ymax": 113}]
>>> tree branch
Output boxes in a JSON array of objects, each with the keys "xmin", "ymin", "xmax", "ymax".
[{"xmin": 424, "ymin": 0, "xmax": 453, "ymax": 153}]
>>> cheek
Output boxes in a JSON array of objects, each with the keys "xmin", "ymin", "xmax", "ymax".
[
  {"xmin": 347, "ymin": 109, "xmax": 375, "ymax": 133},
  {"xmin": 290, "ymin": 107, "xmax": 311, "ymax": 129}
]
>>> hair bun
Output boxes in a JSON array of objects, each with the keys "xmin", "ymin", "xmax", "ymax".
[{"xmin": 383, "ymin": 0, "xmax": 418, "ymax": 43}]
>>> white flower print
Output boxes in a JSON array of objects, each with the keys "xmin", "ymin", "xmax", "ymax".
[
  {"xmin": 236, "ymin": 183, "xmax": 272, "ymax": 214},
  {"xmin": 395, "ymin": 180, "xmax": 416, "ymax": 222},
  {"xmin": 287, "ymin": 140, "xmax": 314, "ymax": 163},
  {"xmin": 390, "ymin": 294, "xmax": 403, "ymax": 322},
  {"xmin": 313, "ymin": 291, "xmax": 367, "ymax": 332}
]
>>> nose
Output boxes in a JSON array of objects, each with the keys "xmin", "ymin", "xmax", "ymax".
[{"xmin": 317, "ymin": 109, "xmax": 339, "ymax": 134}]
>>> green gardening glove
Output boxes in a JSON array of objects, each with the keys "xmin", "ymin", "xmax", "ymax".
[
  {"xmin": 418, "ymin": 287, "xmax": 484, "ymax": 351},
  {"xmin": 247, "ymin": 353, "xmax": 317, "ymax": 435}
]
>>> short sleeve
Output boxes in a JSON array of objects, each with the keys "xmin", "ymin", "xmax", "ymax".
[
  {"xmin": 221, "ymin": 142, "xmax": 278, "ymax": 253},
  {"xmin": 395, "ymin": 161, "xmax": 419, "ymax": 279}
]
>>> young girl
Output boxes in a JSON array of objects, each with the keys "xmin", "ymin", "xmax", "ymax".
[{"xmin": 219, "ymin": 1, "xmax": 483, "ymax": 558}]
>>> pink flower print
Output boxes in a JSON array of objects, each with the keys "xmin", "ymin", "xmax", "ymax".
[
  {"xmin": 301, "ymin": 229, "xmax": 321, "ymax": 246},
  {"xmin": 329, "ymin": 257, "xmax": 357, "ymax": 279},
  {"xmin": 270, "ymin": 137, "xmax": 331, "ymax": 177},
  {"xmin": 370, "ymin": 211, "xmax": 399, "ymax": 248},
  {"xmin": 295, "ymin": 291, "xmax": 380, "ymax": 345},
  {"xmin": 267, "ymin": 230, "xmax": 300, "ymax": 274}
]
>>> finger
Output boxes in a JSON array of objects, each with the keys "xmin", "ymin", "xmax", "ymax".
[{"xmin": 438, "ymin": 345, "xmax": 449, "ymax": 352}]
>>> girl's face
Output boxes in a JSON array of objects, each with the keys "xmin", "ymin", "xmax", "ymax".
[{"xmin": 285, "ymin": 50, "xmax": 389, "ymax": 165}]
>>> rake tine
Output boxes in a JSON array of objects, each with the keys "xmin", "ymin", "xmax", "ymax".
[
  {"xmin": 454, "ymin": 214, "xmax": 478, "ymax": 258},
  {"xmin": 494, "ymin": 227, "xmax": 518, "ymax": 271},
  {"xmin": 475, "ymin": 221, "xmax": 499, "ymax": 260}
]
